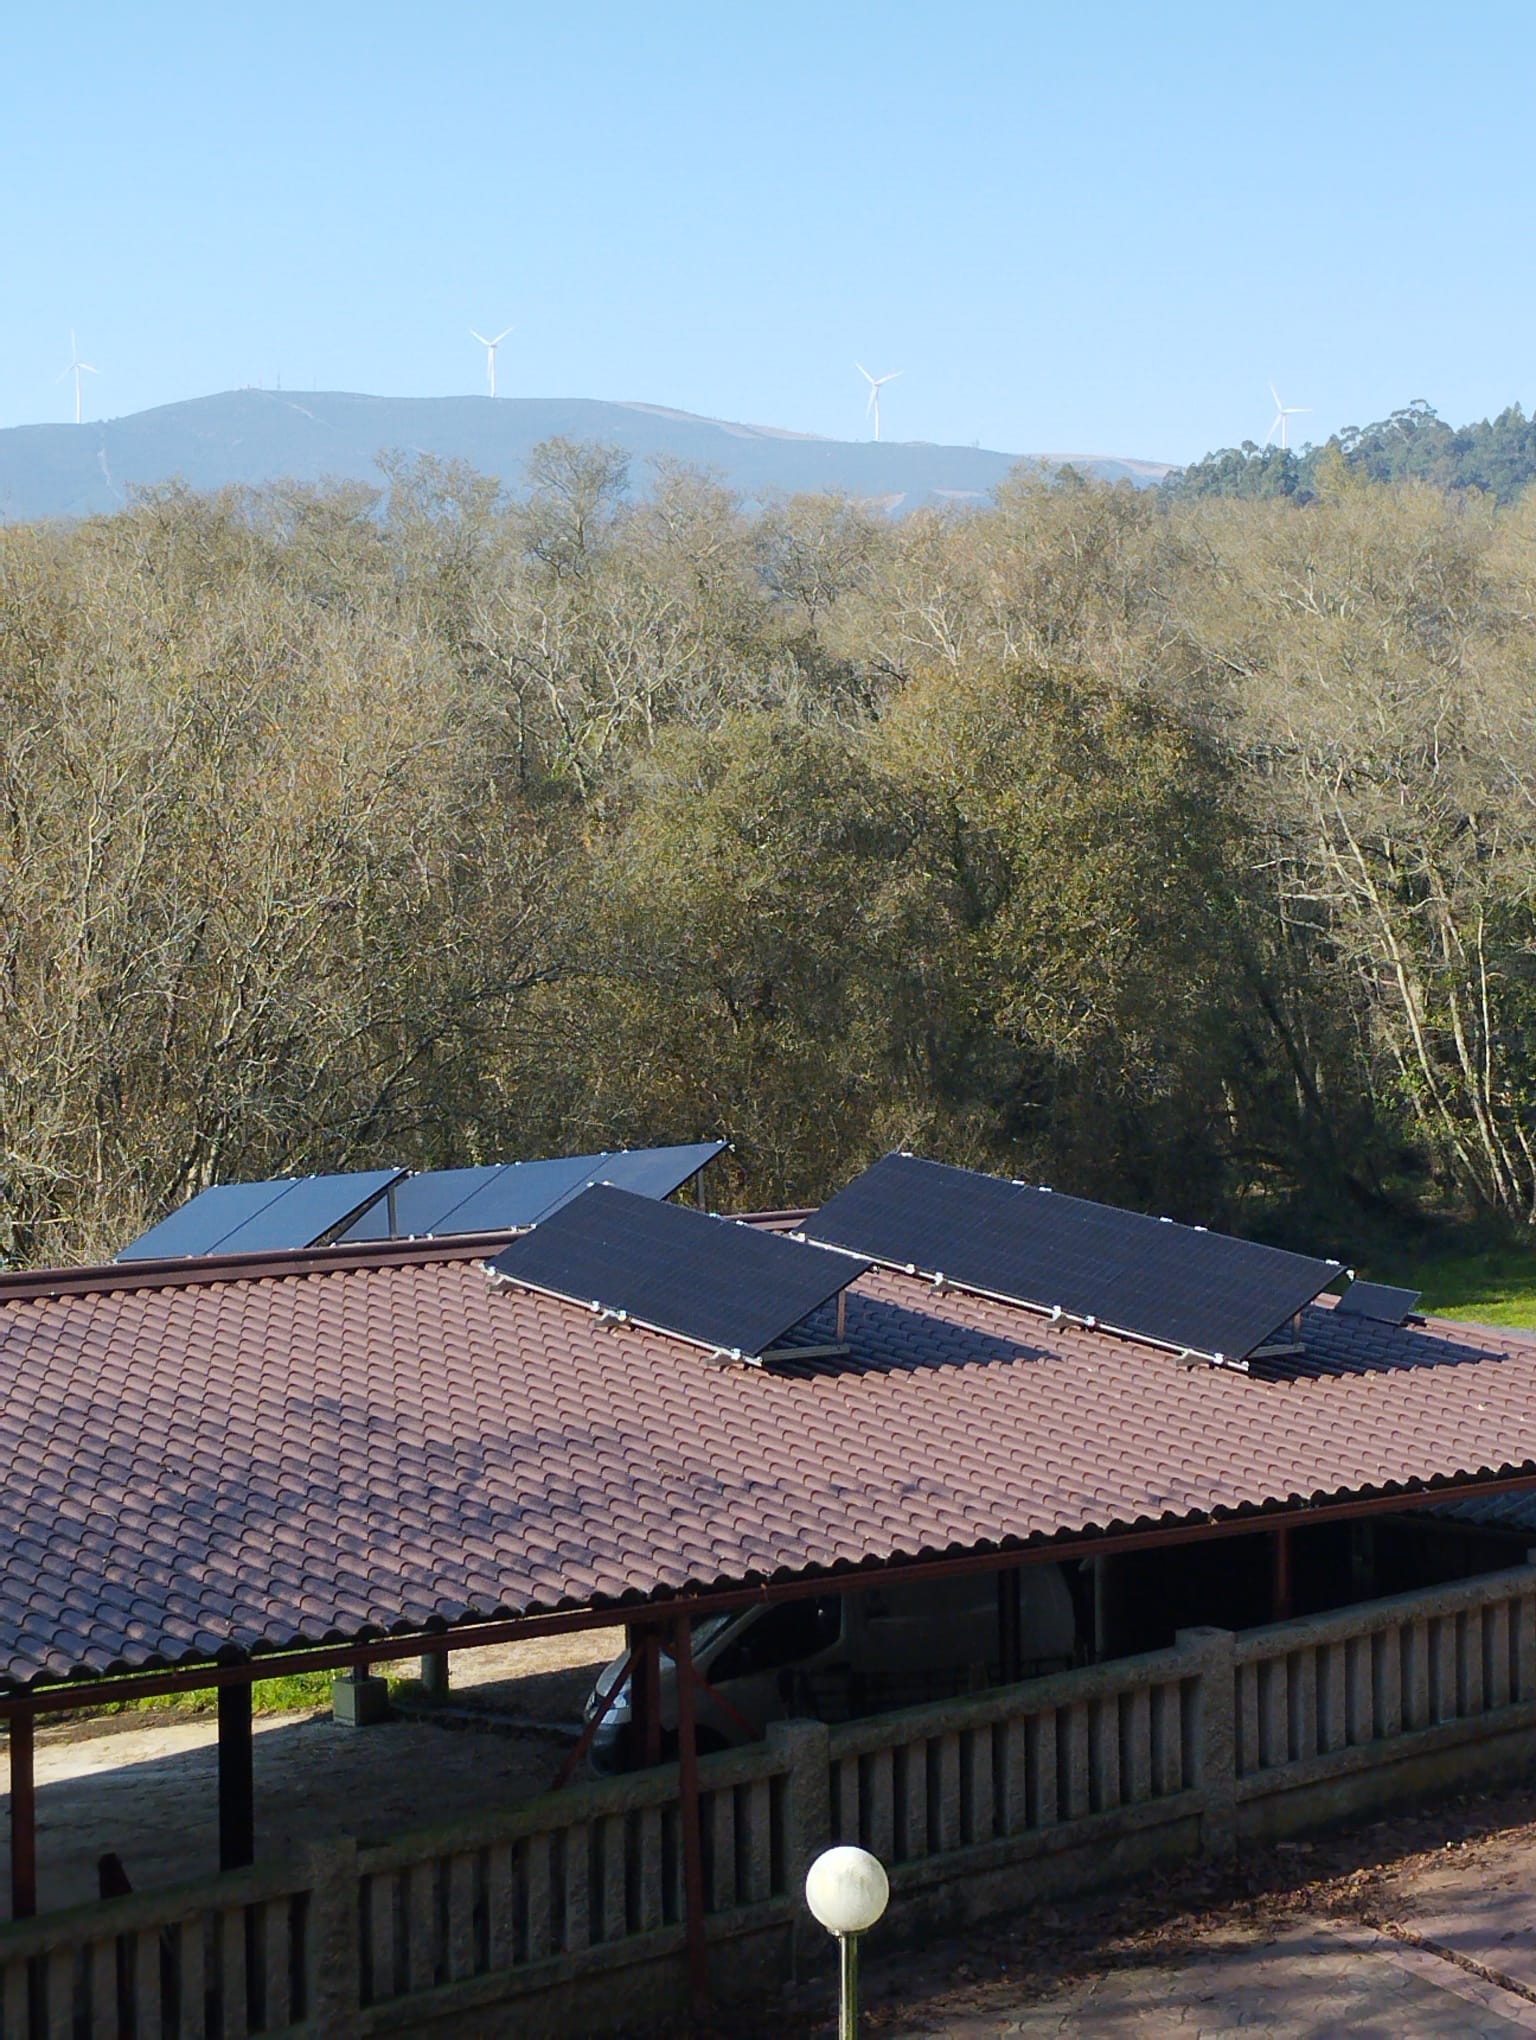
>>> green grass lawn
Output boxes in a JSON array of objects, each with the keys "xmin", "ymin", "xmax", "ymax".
[
  {"xmin": 89, "ymin": 1669, "xmax": 422, "ymax": 1720},
  {"xmin": 1360, "ymin": 1238, "xmax": 1536, "ymax": 1331}
]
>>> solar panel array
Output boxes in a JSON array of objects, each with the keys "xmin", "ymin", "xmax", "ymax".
[
  {"xmin": 488, "ymin": 1184, "xmax": 871, "ymax": 1363},
  {"xmin": 117, "ymin": 1142, "xmax": 726, "ymax": 1261},
  {"xmin": 1335, "ymin": 1280, "xmax": 1422, "ymax": 1327},
  {"xmin": 337, "ymin": 1142, "xmax": 727, "ymax": 1243},
  {"xmin": 118, "ymin": 1170, "xmax": 406, "ymax": 1262},
  {"xmin": 804, "ymin": 1153, "xmax": 1341, "ymax": 1364}
]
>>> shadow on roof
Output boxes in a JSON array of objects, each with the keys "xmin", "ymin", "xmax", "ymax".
[
  {"xmin": 767, "ymin": 1291, "xmax": 1055, "ymax": 1379},
  {"xmin": 1249, "ymin": 1313, "xmax": 1506, "ymax": 1382}
]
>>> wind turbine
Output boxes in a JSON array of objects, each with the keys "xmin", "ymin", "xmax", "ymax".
[
  {"xmin": 57, "ymin": 331, "xmax": 99, "ymax": 425},
  {"xmin": 470, "ymin": 326, "xmax": 513, "ymax": 398},
  {"xmin": 1266, "ymin": 383, "xmax": 1310, "ymax": 451},
  {"xmin": 856, "ymin": 363, "xmax": 902, "ymax": 442}
]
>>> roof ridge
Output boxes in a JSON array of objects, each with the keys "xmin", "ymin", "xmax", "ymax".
[
  {"xmin": 0, "ymin": 1233, "xmax": 505, "ymax": 1302},
  {"xmin": 0, "ymin": 1207, "xmax": 815, "ymax": 1304}
]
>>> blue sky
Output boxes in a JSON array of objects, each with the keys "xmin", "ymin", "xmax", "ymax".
[{"xmin": 4, "ymin": 1, "xmax": 1532, "ymax": 463}]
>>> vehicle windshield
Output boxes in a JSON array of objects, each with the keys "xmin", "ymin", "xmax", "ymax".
[{"xmin": 661, "ymin": 1613, "xmax": 735, "ymax": 1659}]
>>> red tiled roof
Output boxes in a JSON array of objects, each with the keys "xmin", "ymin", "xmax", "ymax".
[{"xmin": 3, "ymin": 1243, "xmax": 1536, "ymax": 1691}]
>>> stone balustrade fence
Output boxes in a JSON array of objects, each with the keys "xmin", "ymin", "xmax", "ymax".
[{"xmin": 6, "ymin": 1561, "xmax": 1536, "ymax": 2038}]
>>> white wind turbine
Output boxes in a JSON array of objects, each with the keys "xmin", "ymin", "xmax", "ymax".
[
  {"xmin": 1266, "ymin": 383, "xmax": 1310, "ymax": 451},
  {"xmin": 470, "ymin": 325, "xmax": 513, "ymax": 398},
  {"xmin": 856, "ymin": 362, "xmax": 902, "ymax": 442},
  {"xmin": 58, "ymin": 330, "xmax": 99, "ymax": 425}
]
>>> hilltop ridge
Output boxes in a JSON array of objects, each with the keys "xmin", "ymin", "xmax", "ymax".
[{"xmin": 0, "ymin": 389, "xmax": 1172, "ymax": 521}]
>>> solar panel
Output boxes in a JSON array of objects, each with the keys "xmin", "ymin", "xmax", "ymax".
[
  {"xmin": 126, "ymin": 1145, "xmax": 730, "ymax": 1261},
  {"xmin": 337, "ymin": 1165, "xmax": 509, "ymax": 1242},
  {"xmin": 341, "ymin": 1141, "xmax": 728, "ymax": 1240},
  {"xmin": 117, "ymin": 1179, "xmax": 298, "ymax": 1261},
  {"xmin": 1335, "ymin": 1280, "xmax": 1422, "ymax": 1326},
  {"xmin": 209, "ymin": 1169, "xmax": 408, "ymax": 1255},
  {"xmin": 487, "ymin": 1183, "xmax": 870, "ymax": 1362},
  {"xmin": 804, "ymin": 1153, "xmax": 1341, "ymax": 1365},
  {"xmin": 443, "ymin": 1155, "xmax": 607, "ymax": 1233},
  {"xmin": 575, "ymin": 1141, "xmax": 727, "ymax": 1206}
]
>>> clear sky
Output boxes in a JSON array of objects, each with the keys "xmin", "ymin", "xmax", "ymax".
[{"xmin": 4, "ymin": 0, "xmax": 1532, "ymax": 464}]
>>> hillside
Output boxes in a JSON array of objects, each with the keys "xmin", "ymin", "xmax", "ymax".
[{"xmin": 0, "ymin": 389, "xmax": 1171, "ymax": 521}]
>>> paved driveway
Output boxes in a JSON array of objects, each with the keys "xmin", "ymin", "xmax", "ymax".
[
  {"xmin": 756, "ymin": 1786, "xmax": 1536, "ymax": 2038},
  {"xmin": 885, "ymin": 1917, "xmax": 1536, "ymax": 2035}
]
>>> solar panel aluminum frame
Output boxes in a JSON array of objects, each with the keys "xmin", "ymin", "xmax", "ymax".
[
  {"xmin": 802, "ymin": 1254, "xmax": 1272, "ymax": 1372},
  {"xmin": 804, "ymin": 1154, "xmax": 1341, "ymax": 1369},
  {"xmin": 488, "ymin": 1265, "xmax": 778, "ymax": 1366}
]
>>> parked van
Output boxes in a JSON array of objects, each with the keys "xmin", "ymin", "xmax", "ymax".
[{"xmin": 584, "ymin": 1565, "xmax": 1077, "ymax": 1771}]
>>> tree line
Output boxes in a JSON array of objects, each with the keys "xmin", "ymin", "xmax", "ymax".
[
  {"xmin": 1166, "ymin": 398, "xmax": 1536, "ymax": 505},
  {"xmin": 4, "ymin": 442, "xmax": 1536, "ymax": 1266}
]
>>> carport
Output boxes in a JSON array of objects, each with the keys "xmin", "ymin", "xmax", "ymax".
[{"xmin": 7, "ymin": 1210, "xmax": 1536, "ymax": 2012}]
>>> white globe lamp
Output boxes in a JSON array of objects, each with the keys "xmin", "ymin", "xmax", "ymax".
[{"xmin": 804, "ymin": 1845, "xmax": 889, "ymax": 2037}]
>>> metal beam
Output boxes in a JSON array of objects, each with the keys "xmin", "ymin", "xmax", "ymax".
[
  {"xmin": 672, "ymin": 1612, "xmax": 709, "ymax": 2019},
  {"xmin": 552, "ymin": 1650, "xmax": 631, "ymax": 1791},
  {"xmin": 217, "ymin": 1680, "xmax": 254, "ymax": 1871}
]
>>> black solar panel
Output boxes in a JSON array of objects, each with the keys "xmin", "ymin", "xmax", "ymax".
[
  {"xmin": 210, "ymin": 1170, "xmax": 407, "ymax": 1254},
  {"xmin": 487, "ymin": 1184, "xmax": 870, "ymax": 1362},
  {"xmin": 1335, "ymin": 1280, "xmax": 1422, "ymax": 1326},
  {"xmin": 582, "ymin": 1141, "xmax": 726, "ymax": 1205},
  {"xmin": 339, "ymin": 1141, "xmax": 727, "ymax": 1240},
  {"xmin": 441, "ymin": 1156, "xmax": 611, "ymax": 1233},
  {"xmin": 117, "ymin": 1179, "xmax": 297, "ymax": 1261},
  {"xmin": 338, "ymin": 1165, "xmax": 510, "ymax": 1242},
  {"xmin": 804, "ymin": 1153, "xmax": 1341, "ymax": 1363},
  {"xmin": 126, "ymin": 1145, "xmax": 729, "ymax": 1261}
]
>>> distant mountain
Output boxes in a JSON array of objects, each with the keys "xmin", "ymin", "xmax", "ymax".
[{"xmin": 0, "ymin": 390, "xmax": 1172, "ymax": 522}]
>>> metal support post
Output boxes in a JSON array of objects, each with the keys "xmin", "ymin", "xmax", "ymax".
[
  {"xmin": 673, "ymin": 1611, "xmax": 710, "ymax": 2019},
  {"xmin": 1092, "ymin": 1556, "xmax": 1110, "ymax": 1660},
  {"xmin": 840, "ymin": 1930, "xmax": 859, "ymax": 2040},
  {"xmin": 997, "ymin": 1568, "xmax": 1022, "ymax": 1683},
  {"xmin": 218, "ymin": 1679, "xmax": 255, "ymax": 1871},
  {"xmin": 630, "ymin": 1623, "xmax": 663, "ymax": 1767},
  {"xmin": 9, "ymin": 1709, "xmax": 36, "ymax": 1918},
  {"xmin": 1272, "ymin": 1525, "xmax": 1294, "ymax": 1620}
]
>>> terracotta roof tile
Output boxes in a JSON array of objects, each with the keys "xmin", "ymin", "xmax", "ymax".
[{"xmin": 3, "ymin": 1247, "xmax": 1536, "ymax": 1689}]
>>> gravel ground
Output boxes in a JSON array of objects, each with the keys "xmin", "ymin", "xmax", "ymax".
[{"xmin": 1, "ymin": 1627, "xmax": 623, "ymax": 1916}]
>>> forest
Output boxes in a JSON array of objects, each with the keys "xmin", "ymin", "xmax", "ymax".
[
  {"xmin": 4, "ymin": 440, "xmax": 1536, "ymax": 1269},
  {"xmin": 1166, "ymin": 399, "xmax": 1536, "ymax": 505}
]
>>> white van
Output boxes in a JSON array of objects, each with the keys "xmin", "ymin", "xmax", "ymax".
[{"xmin": 585, "ymin": 1565, "xmax": 1077, "ymax": 1770}]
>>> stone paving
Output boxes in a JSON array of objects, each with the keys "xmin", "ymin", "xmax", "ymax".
[
  {"xmin": 884, "ymin": 1919, "xmax": 1536, "ymax": 2035},
  {"xmin": 788, "ymin": 1806, "xmax": 1536, "ymax": 2038}
]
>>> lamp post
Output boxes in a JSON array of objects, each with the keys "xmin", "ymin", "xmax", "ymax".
[{"xmin": 804, "ymin": 1844, "xmax": 889, "ymax": 2039}]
